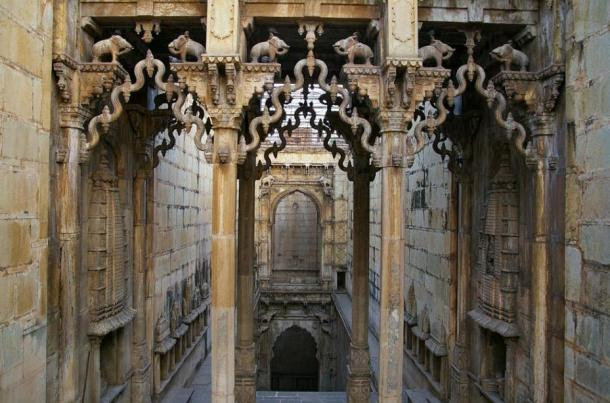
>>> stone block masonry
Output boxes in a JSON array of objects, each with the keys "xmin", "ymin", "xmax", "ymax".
[
  {"xmin": 564, "ymin": 1, "xmax": 610, "ymax": 401},
  {"xmin": 0, "ymin": 1, "xmax": 53, "ymax": 401}
]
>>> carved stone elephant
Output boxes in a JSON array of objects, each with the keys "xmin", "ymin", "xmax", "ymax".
[
  {"xmin": 168, "ymin": 31, "xmax": 206, "ymax": 62},
  {"xmin": 92, "ymin": 34, "xmax": 133, "ymax": 63},
  {"xmin": 333, "ymin": 33, "xmax": 374, "ymax": 65},
  {"xmin": 250, "ymin": 33, "xmax": 290, "ymax": 63},
  {"xmin": 490, "ymin": 42, "xmax": 529, "ymax": 72},
  {"xmin": 418, "ymin": 39, "xmax": 455, "ymax": 67}
]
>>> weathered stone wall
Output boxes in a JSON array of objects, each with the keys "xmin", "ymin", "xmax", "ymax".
[
  {"xmin": 151, "ymin": 125, "xmax": 212, "ymax": 370},
  {"xmin": 0, "ymin": 1, "xmax": 53, "ymax": 400},
  {"xmin": 564, "ymin": 1, "xmax": 610, "ymax": 402},
  {"xmin": 273, "ymin": 191, "xmax": 320, "ymax": 273},
  {"xmin": 403, "ymin": 138, "xmax": 454, "ymax": 395}
]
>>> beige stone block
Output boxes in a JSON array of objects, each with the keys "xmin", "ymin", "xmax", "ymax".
[
  {"xmin": 0, "ymin": 220, "xmax": 32, "ymax": 268},
  {"xmin": 0, "ymin": 15, "xmax": 43, "ymax": 77},
  {"xmin": 0, "ymin": 117, "xmax": 39, "ymax": 161},
  {"xmin": 16, "ymin": 272, "xmax": 36, "ymax": 316},
  {"xmin": 0, "ymin": 168, "xmax": 37, "ymax": 214},
  {"xmin": 0, "ymin": 273, "xmax": 16, "ymax": 322},
  {"xmin": 0, "ymin": 65, "xmax": 34, "ymax": 120},
  {"xmin": 1, "ymin": 0, "xmax": 40, "ymax": 29}
]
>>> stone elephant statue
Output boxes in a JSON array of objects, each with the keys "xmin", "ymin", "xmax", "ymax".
[
  {"xmin": 250, "ymin": 33, "xmax": 290, "ymax": 63},
  {"xmin": 168, "ymin": 31, "xmax": 206, "ymax": 62},
  {"xmin": 333, "ymin": 33, "xmax": 374, "ymax": 65},
  {"xmin": 92, "ymin": 34, "xmax": 133, "ymax": 64},
  {"xmin": 490, "ymin": 42, "xmax": 529, "ymax": 72},
  {"xmin": 418, "ymin": 39, "xmax": 455, "ymax": 68}
]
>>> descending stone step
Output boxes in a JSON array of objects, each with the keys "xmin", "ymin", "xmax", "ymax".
[{"xmin": 162, "ymin": 387, "xmax": 194, "ymax": 403}]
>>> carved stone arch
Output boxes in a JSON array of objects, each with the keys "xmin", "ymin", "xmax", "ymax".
[
  {"xmin": 270, "ymin": 189, "xmax": 323, "ymax": 281},
  {"xmin": 269, "ymin": 188, "xmax": 323, "ymax": 226},
  {"xmin": 270, "ymin": 324, "xmax": 320, "ymax": 390},
  {"xmin": 270, "ymin": 323, "xmax": 319, "ymax": 359},
  {"xmin": 419, "ymin": 306, "xmax": 430, "ymax": 336}
]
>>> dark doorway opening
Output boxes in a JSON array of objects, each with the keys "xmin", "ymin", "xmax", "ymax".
[{"xmin": 270, "ymin": 326, "xmax": 319, "ymax": 391}]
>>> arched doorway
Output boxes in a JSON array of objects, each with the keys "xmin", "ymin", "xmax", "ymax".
[
  {"xmin": 271, "ymin": 326, "xmax": 319, "ymax": 391},
  {"xmin": 272, "ymin": 191, "xmax": 321, "ymax": 282}
]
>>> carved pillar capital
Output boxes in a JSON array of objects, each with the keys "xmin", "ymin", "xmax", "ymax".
[
  {"xmin": 58, "ymin": 105, "xmax": 92, "ymax": 130},
  {"xmin": 207, "ymin": 107, "xmax": 244, "ymax": 131}
]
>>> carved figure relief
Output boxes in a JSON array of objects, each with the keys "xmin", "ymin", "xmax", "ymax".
[
  {"xmin": 333, "ymin": 33, "xmax": 373, "ymax": 65},
  {"xmin": 87, "ymin": 146, "xmax": 128, "ymax": 323},
  {"xmin": 490, "ymin": 42, "xmax": 529, "ymax": 72},
  {"xmin": 250, "ymin": 33, "xmax": 291, "ymax": 63},
  {"xmin": 418, "ymin": 39, "xmax": 455, "ymax": 67},
  {"xmin": 168, "ymin": 31, "xmax": 206, "ymax": 62},
  {"xmin": 92, "ymin": 34, "xmax": 133, "ymax": 64}
]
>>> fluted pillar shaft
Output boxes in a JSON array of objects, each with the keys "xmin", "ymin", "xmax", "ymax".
[
  {"xmin": 378, "ymin": 130, "xmax": 405, "ymax": 402},
  {"xmin": 348, "ymin": 154, "xmax": 372, "ymax": 402},
  {"xmin": 211, "ymin": 126, "xmax": 239, "ymax": 403},
  {"xmin": 236, "ymin": 153, "xmax": 257, "ymax": 403}
]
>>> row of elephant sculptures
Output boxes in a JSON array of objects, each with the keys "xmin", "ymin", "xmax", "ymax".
[{"xmin": 92, "ymin": 31, "xmax": 529, "ymax": 71}]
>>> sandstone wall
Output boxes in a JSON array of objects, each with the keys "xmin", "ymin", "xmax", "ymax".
[
  {"xmin": 0, "ymin": 1, "xmax": 53, "ymax": 400},
  {"xmin": 564, "ymin": 1, "xmax": 610, "ymax": 401}
]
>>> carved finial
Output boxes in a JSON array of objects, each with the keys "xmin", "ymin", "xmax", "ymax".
[
  {"xmin": 446, "ymin": 79, "xmax": 456, "ymax": 107},
  {"xmin": 486, "ymin": 80, "xmax": 497, "ymax": 107},
  {"xmin": 145, "ymin": 50, "xmax": 155, "ymax": 77},
  {"xmin": 262, "ymin": 106, "xmax": 271, "ymax": 133},
  {"xmin": 100, "ymin": 105, "xmax": 111, "ymax": 133},
  {"xmin": 330, "ymin": 75, "xmax": 338, "ymax": 103},
  {"xmin": 282, "ymin": 76, "xmax": 292, "ymax": 102},
  {"xmin": 121, "ymin": 76, "xmax": 132, "ymax": 102},
  {"xmin": 134, "ymin": 20, "xmax": 160, "ymax": 43}
]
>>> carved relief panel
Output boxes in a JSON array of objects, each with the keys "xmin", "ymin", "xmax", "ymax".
[
  {"xmin": 476, "ymin": 150, "xmax": 520, "ymax": 326},
  {"xmin": 87, "ymin": 144, "xmax": 128, "ymax": 325}
]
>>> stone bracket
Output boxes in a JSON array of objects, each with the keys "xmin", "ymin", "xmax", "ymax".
[
  {"xmin": 53, "ymin": 53, "xmax": 129, "ymax": 108},
  {"xmin": 491, "ymin": 64, "xmax": 565, "ymax": 115}
]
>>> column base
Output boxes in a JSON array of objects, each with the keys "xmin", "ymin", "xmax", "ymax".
[
  {"xmin": 236, "ymin": 343, "xmax": 257, "ymax": 403},
  {"xmin": 235, "ymin": 375, "xmax": 256, "ymax": 403},
  {"xmin": 347, "ymin": 375, "xmax": 371, "ymax": 403}
]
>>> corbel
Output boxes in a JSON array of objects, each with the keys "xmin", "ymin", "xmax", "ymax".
[
  {"xmin": 341, "ymin": 64, "xmax": 381, "ymax": 109},
  {"xmin": 491, "ymin": 64, "xmax": 565, "ymax": 115},
  {"xmin": 79, "ymin": 62, "xmax": 129, "ymax": 107},
  {"xmin": 52, "ymin": 54, "xmax": 79, "ymax": 103}
]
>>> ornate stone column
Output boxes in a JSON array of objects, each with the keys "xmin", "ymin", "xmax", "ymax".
[
  {"xmin": 526, "ymin": 120, "xmax": 554, "ymax": 403},
  {"xmin": 209, "ymin": 109, "xmax": 242, "ymax": 403},
  {"xmin": 377, "ymin": 111, "xmax": 407, "ymax": 402},
  {"xmin": 451, "ymin": 174, "xmax": 473, "ymax": 402},
  {"xmin": 492, "ymin": 65, "xmax": 564, "ymax": 403},
  {"xmin": 86, "ymin": 336, "xmax": 102, "ymax": 403},
  {"xmin": 347, "ymin": 151, "xmax": 372, "ymax": 402},
  {"xmin": 236, "ymin": 152, "xmax": 257, "ymax": 403},
  {"xmin": 56, "ymin": 104, "xmax": 90, "ymax": 403},
  {"xmin": 133, "ymin": 159, "xmax": 152, "ymax": 402}
]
